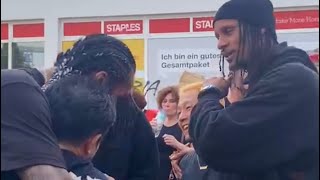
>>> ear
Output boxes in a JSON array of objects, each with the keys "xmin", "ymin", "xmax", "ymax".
[
  {"xmin": 83, "ymin": 134, "xmax": 103, "ymax": 157},
  {"xmin": 95, "ymin": 71, "xmax": 108, "ymax": 86}
]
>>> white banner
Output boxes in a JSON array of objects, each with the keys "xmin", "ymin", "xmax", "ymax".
[
  {"xmin": 146, "ymin": 37, "xmax": 229, "ymax": 109},
  {"xmin": 157, "ymin": 48, "xmax": 222, "ymax": 73}
]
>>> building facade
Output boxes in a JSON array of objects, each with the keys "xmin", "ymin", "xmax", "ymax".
[{"xmin": 1, "ymin": 0, "xmax": 319, "ymax": 108}]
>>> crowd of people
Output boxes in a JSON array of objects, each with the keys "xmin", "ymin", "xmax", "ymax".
[{"xmin": 1, "ymin": 0, "xmax": 319, "ymax": 180}]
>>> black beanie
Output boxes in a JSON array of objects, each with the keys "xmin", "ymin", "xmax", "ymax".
[{"xmin": 214, "ymin": 0, "xmax": 275, "ymax": 30}]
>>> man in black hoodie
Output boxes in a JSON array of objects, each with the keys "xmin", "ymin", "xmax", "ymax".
[
  {"xmin": 189, "ymin": 0, "xmax": 319, "ymax": 179},
  {"xmin": 93, "ymin": 95, "xmax": 159, "ymax": 180}
]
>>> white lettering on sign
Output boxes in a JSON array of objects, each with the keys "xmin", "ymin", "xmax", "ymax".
[
  {"xmin": 275, "ymin": 11, "xmax": 319, "ymax": 29},
  {"xmin": 289, "ymin": 17, "xmax": 306, "ymax": 24},
  {"xmin": 276, "ymin": 17, "xmax": 289, "ymax": 24},
  {"xmin": 193, "ymin": 18, "xmax": 214, "ymax": 31},
  {"xmin": 195, "ymin": 20, "xmax": 213, "ymax": 29},
  {"xmin": 306, "ymin": 16, "xmax": 319, "ymax": 23},
  {"xmin": 105, "ymin": 21, "xmax": 142, "ymax": 34}
]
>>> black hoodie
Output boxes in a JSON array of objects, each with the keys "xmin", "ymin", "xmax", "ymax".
[
  {"xmin": 189, "ymin": 42, "xmax": 319, "ymax": 179},
  {"xmin": 92, "ymin": 97, "xmax": 159, "ymax": 180}
]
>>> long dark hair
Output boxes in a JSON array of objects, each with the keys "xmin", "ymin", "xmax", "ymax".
[{"xmin": 238, "ymin": 21, "xmax": 277, "ymax": 84}]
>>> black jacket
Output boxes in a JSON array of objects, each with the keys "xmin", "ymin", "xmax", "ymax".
[
  {"xmin": 180, "ymin": 151, "xmax": 221, "ymax": 180},
  {"xmin": 189, "ymin": 42, "xmax": 319, "ymax": 179},
  {"xmin": 93, "ymin": 100, "xmax": 159, "ymax": 180}
]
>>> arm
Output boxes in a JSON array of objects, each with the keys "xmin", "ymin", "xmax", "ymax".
[
  {"xmin": 127, "ymin": 111, "xmax": 160, "ymax": 180},
  {"xmin": 18, "ymin": 165, "xmax": 72, "ymax": 180},
  {"xmin": 163, "ymin": 134, "xmax": 186, "ymax": 151},
  {"xmin": 189, "ymin": 64, "xmax": 318, "ymax": 173}
]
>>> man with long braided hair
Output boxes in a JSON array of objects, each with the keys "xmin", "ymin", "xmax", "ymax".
[
  {"xmin": 44, "ymin": 34, "xmax": 159, "ymax": 180},
  {"xmin": 189, "ymin": 0, "xmax": 319, "ymax": 179},
  {"xmin": 43, "ymin": 34, "xmax": 136, "ymax": 96}
]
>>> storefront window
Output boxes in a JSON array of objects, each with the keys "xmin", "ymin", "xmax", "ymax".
[
  {"xmin": 12, "ymin": 42, "xmax": 44, "ymax": 69},
  {"xmin": 1, "ymin": 43, "xmax": 8, "ymax": 69}
]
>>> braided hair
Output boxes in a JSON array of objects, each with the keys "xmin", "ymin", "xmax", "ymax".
[
  {"xmin": 219, "ymin": 56, "xmax": 226, "ymax": 77},
  {"xmin": 43, "ymin": 34, "xmax": 136, "ymax": 92}
]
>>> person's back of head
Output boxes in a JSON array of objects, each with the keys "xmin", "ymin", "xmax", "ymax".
[
  {"xmin": 44, "ymin": 34, "xmax": 136, "ymax": 97},
  {"xmin": 45, "ymin": 74, "xmax": 116, "ymax": 159}
]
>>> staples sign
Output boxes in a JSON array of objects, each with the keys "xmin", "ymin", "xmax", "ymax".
[
  {"xmin": 193, "ymin": 17, "xmax": 214, "ymax": 32},
  {"xmin": 104, "ymin": 20, "xmax": 143, "ymax": 35}
]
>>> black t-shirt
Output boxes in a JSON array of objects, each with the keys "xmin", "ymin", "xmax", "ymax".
[
  {"xmin": 1, "ymin": 69, "xmax": 66, "ymax": 178},
  {"xmin": 156, "ymin": 123, "xmax": 182, "ymax": 180}
]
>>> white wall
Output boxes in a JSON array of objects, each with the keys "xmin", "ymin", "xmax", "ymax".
[
  {"xmin": 2, "ymin": 0, "xmax": 318, "ymax": 21},
  {"xmin": 1, "ymin": 0, "xmax": 319, "ymax": 67}
]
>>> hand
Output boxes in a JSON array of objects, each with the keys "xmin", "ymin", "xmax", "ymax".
[
  {"xmin": 169, "ymin": 147, "xmax": 194, "ymax": 180},
  {"xmin": 227, "ymin": 87, "xmax": 244, "ymax": 103},
  {"xmin": 227, "ymin": 70, "xmax": 248, "ymax": 103},
  {"xmin": 170, "ymin": 146, "xmax": 194, "ymax": 161},
  {"xmin": 149, "ymin": 118, "xmax": 157, "ymax": 129},
  {"xmin": 163, "ymin": 134, "xmax": 184, "ymax": 150},
  {"xmin": 204, "ymin": 77, "xmax": 231, "ymax": 97},
  {"xmin": 170, "ymin": 154, "xmax": 182, "ymax": 180}
]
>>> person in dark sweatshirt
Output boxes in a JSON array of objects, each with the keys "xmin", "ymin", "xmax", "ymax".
[
  {"xmin": 92, "ymin": 94, "xmax": 160, "ymax": 180},
  {"xmin": 1, "ymin": 70, "xmax": 72, "ymax": 180},
  {"xmin": 45, "ymin": 75, "xmax": 116, "ymax": 180},
  {"xmin": 45, "ymin": 34, "xmax": 159, "ymax": 180},
  {"xmin": 189, "ymin": 0, "xmax": 319, "ymax": 179}
]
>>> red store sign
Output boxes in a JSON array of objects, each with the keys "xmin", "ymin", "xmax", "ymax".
[
  {"xmin": 192, "ymin": 10, "xmax": 319, "ymax": 32},
  {"xmin": 104, "ymin": 20, "xmax": 143, "ymax": 35},
  {"xmin": 193, "ymin": 17, "xmax": 214, "ymax": 32}
]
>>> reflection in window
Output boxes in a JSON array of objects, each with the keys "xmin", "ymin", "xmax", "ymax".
[
  {"xmin": 1, "ymin": 43, "xmax": 8, "ymax": 69},
  {"xmin": 12, "ymin": 42, "xmax": 44, "ymax": 69}
]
